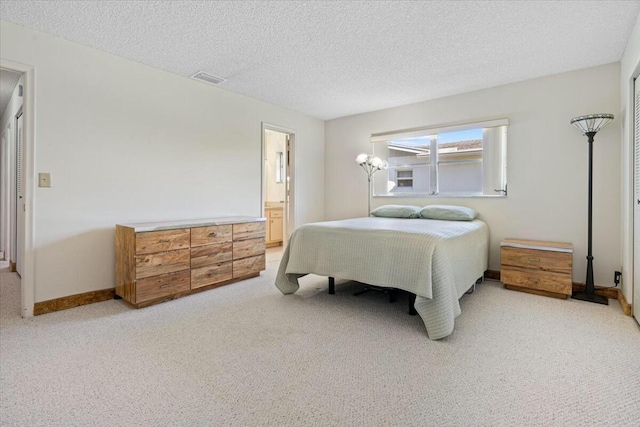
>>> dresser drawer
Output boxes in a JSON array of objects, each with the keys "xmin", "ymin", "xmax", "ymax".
[
  {"xmin": 135, "ymin": 248, "xmax": 190, "ymax": 279},
  {"xmin": 136, "ymin": 229, "xmax": 190, "ymax": 255},
  {"xmin": 233, "ymin": 238, "xmax": 266, "ymax": 260},
  {"xmin": 233, "ymin": 222, "xmax": 266, "ymax": 241},
  {"xmin": 501, "ymin": 247, "xmax": 571, "ymax": 274},
  {"xmin": 233, "ymin": 254, "xmax": 266, "ymax": 277},
  {"xmin": 191, "ymin": 262, "xmax": 233, "ymax": 289},
  {"xmin": 191, "ymin": 225, "xmax": 232, "ymax": 247},
  {"xmin": 136, "ymin": 270, "xmax": 190, "ymax": 303},
  {"xmin": 191, "ymin": 242, "xmax": 233, "ymax": 269},
  {"xmin": 501, "ymin": 267, "xmax": 572, "ymax": 296}
]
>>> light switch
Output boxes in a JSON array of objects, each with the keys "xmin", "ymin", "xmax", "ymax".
[{"xmin": 39, "ymin": 173, "xmax": 51, "ymax": 188}]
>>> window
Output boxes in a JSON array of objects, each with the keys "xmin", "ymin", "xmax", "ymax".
[
  {"xmin": 395, "ymin": 169, "xmax": 414, "ymax": 189},
  {"xmin": 275, "ymin": 151, "xmax": 284, "ymax": 183},
  {"xmin": 371, "ymin": 119, "xmax": 508, "ymax": 197}
]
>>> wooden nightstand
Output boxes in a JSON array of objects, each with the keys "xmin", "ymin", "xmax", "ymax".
[{"xmin": 500, "ymin": 238, "xmax": 573, "ymax": 299}]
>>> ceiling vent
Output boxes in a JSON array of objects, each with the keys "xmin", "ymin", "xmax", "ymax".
[{"xmin": 190, "ymin": 71, "xmax": 226, "ymax": 86}]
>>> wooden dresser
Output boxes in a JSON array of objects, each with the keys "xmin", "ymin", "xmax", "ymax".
[
  {"xmin": 116, "ymin": 217, "xmax": 266, "ymax": 308},
  {"xmin": 500, "ymin": 238, "xmax": 573, "ymax": 299}
]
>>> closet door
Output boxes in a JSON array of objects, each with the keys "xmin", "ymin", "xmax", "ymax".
[
  {"xmin": 634, "ymin": 78, "xmax": 640, "ymax": 322},
  {"xmin": 15, "ymin": 111, "xmax": 23, "ymax": 276}
]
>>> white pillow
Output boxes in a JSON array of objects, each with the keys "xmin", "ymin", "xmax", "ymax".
[
  {"xmin": 419, "ymin": 205, "xmax": 478, "ymax": 221},
  {"xmin": 370, "ymin": 205, "xmax": 422, "ymax": 219}
]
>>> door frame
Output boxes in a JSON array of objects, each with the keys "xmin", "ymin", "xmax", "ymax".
[
  {"xmin": 0, "ymin": 58, "xmax": 36, "ymax": 317},
  {"xmin": 261, "ymin": 122, "xmax": 296, "ymax": 244},
  {"xmin": 633, "ymin": 74, "xmax": 640, "ymax": 321}
]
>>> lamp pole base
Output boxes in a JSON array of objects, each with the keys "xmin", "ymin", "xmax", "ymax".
[{"xmin": 571, "ymin": 291, "xmax": 608, "ymax": 305}]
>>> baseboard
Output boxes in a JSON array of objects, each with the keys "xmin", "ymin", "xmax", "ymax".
[
  {"xmin": 618, "ymin": 290, "xmax": 632, "ymax": 316},
  {"xmin": 34, "ymin": 288, "xmax": 115, "ymax": 316},
  {"xmin": 571, "ymin": 283, "xmax": 619, "ymax": 300}
]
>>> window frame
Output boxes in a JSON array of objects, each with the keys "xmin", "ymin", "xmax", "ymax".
[{"xmin": 371, "ymin": 118, "xmax": 508, "ymax": 198}]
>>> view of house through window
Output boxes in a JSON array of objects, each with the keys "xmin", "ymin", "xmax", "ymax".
[{"xmin": 371, "ymin": 119, "xmax": 508, "ymax": 197}]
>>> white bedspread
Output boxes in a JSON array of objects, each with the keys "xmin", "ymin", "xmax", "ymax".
[{"xmin": 275, "ymin": 217, "xmax": 489, "ymax": 340}]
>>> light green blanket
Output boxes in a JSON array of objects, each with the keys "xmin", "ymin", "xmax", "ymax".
[{"xmin": 275, "ymin": 217, "xmax": 489, "ymax": 340}]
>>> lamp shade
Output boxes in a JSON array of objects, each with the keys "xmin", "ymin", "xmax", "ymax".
[
  {"xmin": 570, "ymin": 113, "xmax": 614, "ymax": 134},
  {"xmin": 355, "ymin": 153, "xmax": 369, "ymax": 165}
]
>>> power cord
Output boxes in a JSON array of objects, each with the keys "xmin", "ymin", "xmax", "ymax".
[{"xmin": 598, "ymin": 271, "xmax": 622, "ymax": 289}]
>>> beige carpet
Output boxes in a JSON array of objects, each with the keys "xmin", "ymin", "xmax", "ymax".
[{"xmin": 1, "ymin": 248, "xmax": 639, "ymax": 426}]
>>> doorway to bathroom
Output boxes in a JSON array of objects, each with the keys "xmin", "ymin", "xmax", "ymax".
[{"xmin": 261, "ymin": 123, "xmax": 295, "ymax": 248}]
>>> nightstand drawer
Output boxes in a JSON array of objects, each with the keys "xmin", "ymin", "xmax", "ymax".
[
  {"xmin": 501, "ymin": 267, "xmax": 572, "ymax": 296},
  {"xmin": 501, "ymin": 247, "xmax": 571, "ymax": 274},
  {"xmin": 500, "ymin": 238, "xmax": 573, "ymax": 299}
]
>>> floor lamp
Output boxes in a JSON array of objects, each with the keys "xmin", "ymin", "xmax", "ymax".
[
  {"xmin": 570, "ymin": 113, "xmax": 614, "ymax": 305},
  {"xmin": 355, "ymin": 154, "xmax": 388, "ymax": 216}
]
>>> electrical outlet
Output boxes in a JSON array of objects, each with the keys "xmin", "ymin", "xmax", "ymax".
[
  {"xmin": 38, "ymin": 173, "xmax": 51, "ymax": 188},
  {"xmin": 614, "ymin": 271, "xmax": 621, "ymax": 285}
]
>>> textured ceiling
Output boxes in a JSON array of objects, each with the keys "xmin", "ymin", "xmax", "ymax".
[
  {"xmin": 1, "ymin": 1, "xmax": 639, "ymax": 120},
  {"xmin": 0, "ymin": 68, "xmax": 22, "ymax": 118}
]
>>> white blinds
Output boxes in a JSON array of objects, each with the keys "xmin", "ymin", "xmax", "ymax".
[{"xmin": 370, "ymin": 118, "xmax": 509, "ymax": 143}]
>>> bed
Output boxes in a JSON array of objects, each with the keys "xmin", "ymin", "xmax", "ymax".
[{"xmin": 274, "ymin": 216, "xmax": 489, "ymax": 340}]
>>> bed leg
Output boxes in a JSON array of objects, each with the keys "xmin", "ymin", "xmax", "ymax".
[
  {"xmin": 328, "ymin": 277, "xmax": 335, "ymax": 295},
  {"xmin": 466, "ymin": 276, "xmax": 483, "ymax": 295},
  {"xmin": 409, "ymin": 293, "xmax": 417, "ymax": 315}
]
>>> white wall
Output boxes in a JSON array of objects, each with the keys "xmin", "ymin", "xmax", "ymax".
[
  {"xmin": 326, "ymin": 63, "xmax": 621, "ymax": 286},
  {"xmin": 0, "ymin": 21, "xmax": 325, "ymax": 302},
  {"xmin": 620, "ymin": 14, "xmax": 640, "ymax": 304}
]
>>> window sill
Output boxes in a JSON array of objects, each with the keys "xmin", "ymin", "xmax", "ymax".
[{"xmin": 373, "ymin": 193, "xmax": 507, "ymax": 198}]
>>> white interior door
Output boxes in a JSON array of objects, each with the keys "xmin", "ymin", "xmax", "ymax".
[
  {"xmin": 633, "ymin": 78, "xmax": 640, "ymax": 321},
  {"xmin": 285, "ymin": 134, "xmax": 294, "ymax": 241},
  {"xmin": 15, "ymin": 111, "xmax": 24, "ymax": 276}
]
